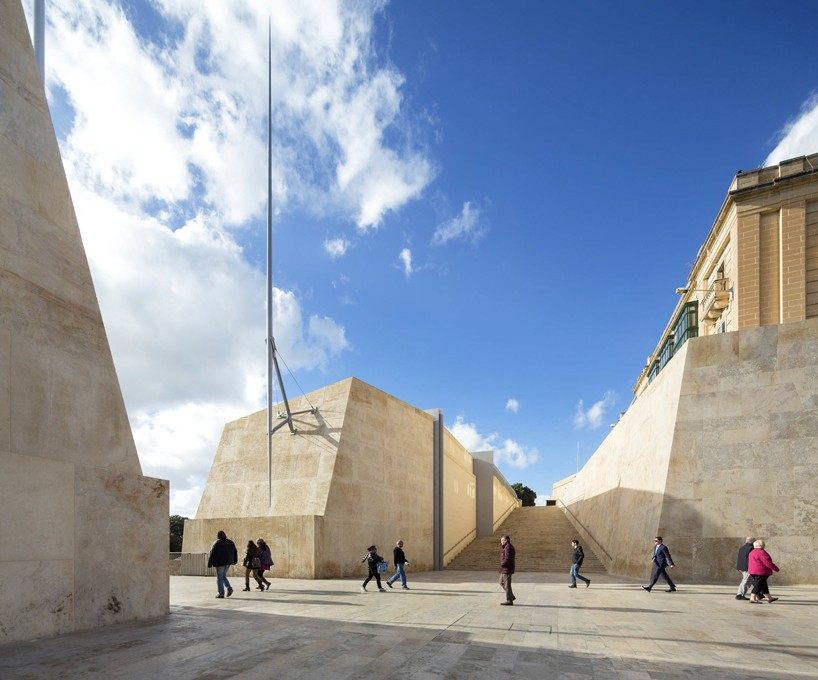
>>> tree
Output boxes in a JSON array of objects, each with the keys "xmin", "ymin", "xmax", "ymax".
[
  {"xmin": 169, "ymin": 514, "xmax": 188, "ymax": 552},
  {"xmin": 512, "ymin": 483, "xmax": 537, "ymax": 507}
]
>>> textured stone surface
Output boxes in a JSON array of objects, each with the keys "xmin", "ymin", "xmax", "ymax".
[
  {"xmin": 2, "ymin": 573, "xmax": 817, "ymax": 679},
  {"xmin": 554, "ymin": 319, "xmax": 818, "ymax": 584},
  {"xmin": 185, "ymin": 377, "xmax": 516, "ymax": 578},
  {"xmin": 0, "ymin": 0, "xmax": 168, "ymax": 643},
  {"xmin": 73, "ymin": 468, "xmax": 169, "ymax": 630}
]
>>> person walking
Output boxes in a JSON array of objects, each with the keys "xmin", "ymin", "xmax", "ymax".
[
  {"xmin": 748, "ymin": 539, "xmax": 779, "ymax": 604},
  {"xmin": 386, "ymin": 540, "xmax": 410, "ymax": 589},
  {"xmin": 207, "ymin": 530, "xmax": 238, "ymax": 599},
  {"xmin": 257, "ymin": 538, "xmax": 273, "ymax": 591},
  {"xmin": 361, "ymin": 545, "xmax": 387, "ymax": 592},
  {"xmin": 499, "ymin": 535, "xmax": 516, "ymax": 605},
  {"xmin": 568, "ymin": 539, "xmax": 591, "ymax": 588},
  {"xmin": 642, "ymin": 536, "xmax": 676, "ymax": 592},
  {"xmin": 242, "ymin": 540, "xmax": 265, "ymax": 591},
  {"xmin": 735, "ymin": 536, "xmax": 755, "ymax": 600}
]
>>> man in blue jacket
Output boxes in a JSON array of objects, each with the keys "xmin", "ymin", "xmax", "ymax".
[{"xmin": 642, "ymin": 536, "xmax": 676, "ymax": 592}]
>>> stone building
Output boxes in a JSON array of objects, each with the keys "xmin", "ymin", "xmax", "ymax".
[
  {"xmin": 554, "ymin": 154, "xmax": 818, "ymax": 584},
  {"xmin": 0, "ymin": 0, "xmax": 168, "ymax": 644},
  {"xmin": 182, "ymin": 378, "xmax": 520, "ymax": 578},
  {"xmin": 635, "ymin": 153, "xmax": 818, "ymax": 395}
]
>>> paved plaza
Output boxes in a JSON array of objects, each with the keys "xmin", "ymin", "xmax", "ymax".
[{"xmin": 1, "ymin": 572, "xmax": 817, "ymax": 679}]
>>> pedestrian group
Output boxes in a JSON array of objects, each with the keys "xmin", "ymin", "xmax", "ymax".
[{"xmin": 206, "ymin": 529, "xmax": 784, "ymax": 606}]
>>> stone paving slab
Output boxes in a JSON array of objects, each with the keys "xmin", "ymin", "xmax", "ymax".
[{"xmin": 1, "ymin": 572, "xmax": 817, "ymax": 679}]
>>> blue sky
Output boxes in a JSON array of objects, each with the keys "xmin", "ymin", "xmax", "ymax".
[{"xmin": 31, "ymin": 0, "xmax": 818, "ymax": 513}]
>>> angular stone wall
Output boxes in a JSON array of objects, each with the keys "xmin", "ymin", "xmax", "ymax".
[
  {"xmin": 184, "ymin": 378, "xmax": 439, "ymax": 578},
  {"xmin": 0, "ymin": 0, "xmax": 168, "ymax": 643},
  {"xmin": 554, "ymin": 319, "xmax": 818, "ymax": 584},
  {"xmin": 183, "ymin": 377, "xmax": 497, "ymax": 578},
  {"xmin": 553, "ymin": 347, "xmax": 687, "ymax": 575}
]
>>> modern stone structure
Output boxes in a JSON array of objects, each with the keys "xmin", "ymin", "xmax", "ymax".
[
  {"xmin": 183, "ymin": 377, "xmax": 519, "ymax": 577},
  {"xmin": 554, "ymin": 156, "xmax": 818, "ymax": 585},
  {"xmin": 0, "ymin": 0, "xmax": 169, "ymax": 643}
]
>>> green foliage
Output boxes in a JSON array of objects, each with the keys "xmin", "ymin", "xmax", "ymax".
[
  {"xmin": 169, "ymin": 514, "xmax": 188, "ymax": 552},
  {"xmin": 512, "ymin": 483, "xmax": 537, "ymax": 507}
]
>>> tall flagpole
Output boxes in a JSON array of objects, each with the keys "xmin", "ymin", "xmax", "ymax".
[
  {"xmin": 34, "ymin": 0, "xmax": 45, "ymax": 83},
  {"xmin": 266, "ymin": 20, "xmax": 273, "ymax": 506},
  {"xmin": 265, "ymin": 18, "xmax": 316, "ymax": 505}
]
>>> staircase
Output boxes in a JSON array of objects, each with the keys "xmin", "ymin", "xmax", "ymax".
[{"xmin": 446, "ymin": 506, "xmax": 607, "ymax": 573}]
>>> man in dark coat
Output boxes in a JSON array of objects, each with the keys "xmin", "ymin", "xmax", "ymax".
[
  {"xmin": 735, "ymin": 536, "xmax": 755, "ymax": 600},
  {"xmin": 387, "ymin": 540, "xmax": 410, "ymax": 589},
  {"xmin": 569, "ymin": 539, "xmax": 591, "ymax": 588},
  {"xmin": 499, "ymin": 535, "xmax": 516, "ymax": 605},
  {"xmin": 642, "ymin": 536, "xmax": 676, "ymax": 592},
  {"xmin": 207, "ymin": 530, "xmax": 238, "ymax": 598}
]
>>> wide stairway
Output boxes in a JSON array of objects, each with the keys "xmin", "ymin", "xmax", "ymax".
[{"xmin": 447, "ymin": 506, "xmax": 607, "ymax": 573}]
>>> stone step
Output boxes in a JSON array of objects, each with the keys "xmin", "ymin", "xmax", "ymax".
[{"xmin": 446, "ymin": 506, "xmax": 608, "ymax": 574}]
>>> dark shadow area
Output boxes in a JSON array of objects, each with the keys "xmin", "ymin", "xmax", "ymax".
[
  {"xmin": 224, "ymin": 598, "xmax": 362, "ymax": 607},
  {"xmin": 2, "ymin": 602, "xmax": 817, "ymax": 679},
  {"xmin": 511, "ymin": 604, "xmax": 680, "ymax": 614}
]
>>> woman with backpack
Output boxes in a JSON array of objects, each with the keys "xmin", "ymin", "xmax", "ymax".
[
  {"xmin": 242, "ymin": 540, "xmax": 265, "ymax": 591},
  {"xmin": 361, "ymin": 545, "xmax": 387, "ymax": 592},
  {"xmin": 256, "ymin": 538, "xmax": 273, "ymax": 590}
]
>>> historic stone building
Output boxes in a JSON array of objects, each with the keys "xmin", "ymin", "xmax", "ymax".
[
  {"xmin": 635, "ymin": 153, "xmax": 818, "ymax": 395},
  {"xmin": 554, "ymin": 154, "xmax": 818, "ymax": 584},
  {"xmin": 183, "ymin": 377, "xmax": 520, "ymax": 578}
]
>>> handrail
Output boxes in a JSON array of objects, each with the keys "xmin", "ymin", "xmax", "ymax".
[
  {"xmin": 554, "ymin": 498, "xmax": 613, "ymax": 562},
  {"xmin": 492, "ymin": 499, "xmax": 518, "ymax": 533},
  {"xmin": 443, "ymin": 528, "xmax": 477, "ymax": 561}
]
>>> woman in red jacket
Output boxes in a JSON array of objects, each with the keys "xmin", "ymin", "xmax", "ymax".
[{"xmin": 748, "ymin": 539, "xmax": 779, "ymax": 604}]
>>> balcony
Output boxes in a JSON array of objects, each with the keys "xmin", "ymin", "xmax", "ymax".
[{"xmin": 701, "ymin": 278, "xmax": 730, "ymax": 320}]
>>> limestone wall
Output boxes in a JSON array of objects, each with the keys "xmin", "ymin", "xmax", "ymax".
[
  {"xmin": 661, "ymin": 321, "xmax": 818, "ymax": 584},
  {"xmin": 184, "ymin": 378, "xmax": 438, "ymax": 578},
  {"xmin": 554, "ymin": 320, "xmax": 818, "ymax": 584},
  {"xmin": 0, "ymin": 0, "xmax": 168, "ymax": 644},
  {"xmin": 492, "ymin": 476, "xmax": 518, "ymax": 532},
  {"xmin": 553, "ymin": 345, "xmax": 687, "ymax": 577},
  {"xmin": 317, "ymin": 379, "xmax": 435, "ymax": 577},
  {"xmin": 194, "ymin": 379, "xmax": 349, "ymax": 520},
  {"xmin": 442, "ymin": 429, "xmax": 476, "ymax": 565}
]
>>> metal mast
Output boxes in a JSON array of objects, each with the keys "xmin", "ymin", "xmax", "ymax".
[
  {"xmin": 34, "ymin": 0, "xmax": 45, "ymax": 82},
  {"xmin": 266, "ymin": 21, "xmax": 315, "ymax": 505},
  {"xmin": 267, "ymin": 20, "xmax": 274, "ymax": 505}
]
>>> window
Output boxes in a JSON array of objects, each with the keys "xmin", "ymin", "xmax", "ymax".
[
  {"xmin": 646, "ymin": 301, "xmax": 700, "ymax": 386},
  {"xmin": 673, "ymin": 301, "xmax": 699, "ymax": 351},
  {"xmin": 658, "ymin": 335, "xmax": 675, "ymax": 369}
]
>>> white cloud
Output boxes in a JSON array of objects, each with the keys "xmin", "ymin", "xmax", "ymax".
[
  {"xmin": 765, "ymin": 92, "xmax": 818, "ymax": 166},
  {"xmin": 431, "ymin": 201, "xmax": 486, "ymax": 246},
  {"xmin": 46, "ymin": 0, "xmax": 433, "ymax": 228},
  {"xmin": 323, "ymin": 237, "xmax": 351, "ymax": 259},
  {"xmin": 399, "ymin": 247, "xmax": 413, "ymax": 278},
  {"xmin": 70, "ymin": 184, "xmax": 349, "ymax": 514},
  {"xmin": 573, "ymin": 391, "xmax": 617, "ymax": 430},
  {"xmin": 41, "ymin": 0, "xmax": 437, "ymax": 515},
  {"xmin": 449, "ymin": 416, "xmax": 539, "ymax": 469},
  {"xmin": 495, "ymin": 438, "xmax": 539, "ymax": 469},
  {"xmin": 505, "ymin": 398, "xmax": 520, "ymax": 413},
  {"xmin": 449, "ymin": 416, "xmax": 493, "ymax": 451}
]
